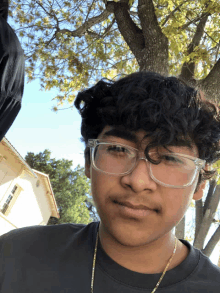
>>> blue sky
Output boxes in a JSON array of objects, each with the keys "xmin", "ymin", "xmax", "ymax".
[{"xmin": 6, "ymin": 79, "xmax": 86, "ymax": 170}]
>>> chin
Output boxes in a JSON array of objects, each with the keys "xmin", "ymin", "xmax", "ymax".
[
  {"xmin": 100, "ymin": 218, "xmax": 159, "ymax": 248},
  {"xmin": 116, "ymin": 231, "xmax": 161, "ymax": 248}
]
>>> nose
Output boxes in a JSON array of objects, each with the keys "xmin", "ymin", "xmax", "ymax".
[{"xmin": 121, "ymin": 154, "xmax": 157, "ymax": 192}]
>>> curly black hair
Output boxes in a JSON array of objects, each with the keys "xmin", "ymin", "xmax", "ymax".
[{"xmin": 74, "ymin": 71, "xmax": 220, "ymax": 192}]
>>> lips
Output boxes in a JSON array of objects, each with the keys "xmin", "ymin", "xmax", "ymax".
[
  {"xmin": 113, "ymin": 199, "xmax": 156, "ymax": 218},
  {"xmin": 114, "ymin": 200, "xmax": 152, "ymax": 211}
]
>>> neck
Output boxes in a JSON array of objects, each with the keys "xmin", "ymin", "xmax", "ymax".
[{"xmin": 98, "ymin": 223, "xmax": 189, "ymax": 274}]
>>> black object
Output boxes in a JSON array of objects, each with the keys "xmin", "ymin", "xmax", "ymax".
[{"xmin": 0, "ymin": 0, "xmax": 24, "ymax": 141}]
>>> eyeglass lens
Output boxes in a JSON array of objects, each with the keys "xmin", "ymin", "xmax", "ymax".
[{"xmin": 93, "ymin": 143, "xmax": 197, "ymax": 187}]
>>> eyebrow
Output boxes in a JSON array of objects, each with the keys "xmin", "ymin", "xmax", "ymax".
[
  {"xmin": 101, "ymin": 128, "xmax": 138, "ymax": 143},
  {"xmin": 101, "ymin": 128, "xmax": 196, "ymax": 155},
  {"xmin": 166, "ymin": 141, "xmax": 195, "ymax": 153}
]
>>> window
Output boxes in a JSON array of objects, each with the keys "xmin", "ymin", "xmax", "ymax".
[{"xmin": 1, "ymin": 185, "xmax": 19, "ymax": 215}]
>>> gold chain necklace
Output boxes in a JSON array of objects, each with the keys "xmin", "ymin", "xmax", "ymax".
[{"xmin": 91, "ymin": 223, "xmax": 178, "ymax": 293}]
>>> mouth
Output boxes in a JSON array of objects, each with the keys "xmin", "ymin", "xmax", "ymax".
[
  {"xmin": 113, "ymin": 200, "xmax": 152, "ymax": 210},
  {"xmin": 113, "ymin": 200, "xmax": 157, "ymax": 218}
]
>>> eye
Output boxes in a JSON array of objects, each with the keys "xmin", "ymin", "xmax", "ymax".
[
  {"xmin": 104, "ymin": 144, "xmax": 137, "ymax": 159},
  {"xmin": 107, "ymin": 145, "xmax": 130, "ymax": 154},
  {"xmin": 162, "ymin": 154, "xmax": 183, "ymax": 163}
]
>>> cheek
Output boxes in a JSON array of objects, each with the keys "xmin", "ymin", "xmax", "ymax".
[
  {"xmin": 90, "ymin": 169, "xmax": 116, "ymax": 208},
  {"xmin": 162, "ymin": 189, "xmax": 194, "ymax": 225},
  {"xmin": 90, "ymin": 172, "xmax": 102, "ymax": 207},
  {"xmin": 90, "ymin": 172, "xmax": 119, "ymax": 224}
]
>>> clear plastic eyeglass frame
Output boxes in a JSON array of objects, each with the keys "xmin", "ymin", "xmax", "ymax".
[{"xmin": 87, "ymin": 139, "xmax": 206, "ymax": 189}]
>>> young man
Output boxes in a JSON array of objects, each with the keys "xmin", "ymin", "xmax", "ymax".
[{"xmin": 0, "ymin": 72, "xmax": 220, "ymax": 292}]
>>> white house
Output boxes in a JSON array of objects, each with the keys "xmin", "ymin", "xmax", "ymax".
[{"xmin": 0, "ymin": 137, "xmax": 60, "ymax": 236}]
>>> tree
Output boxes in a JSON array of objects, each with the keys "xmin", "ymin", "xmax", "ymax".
[
  {"xmin": 12, "ymin": 0, "xmax": 220, "ymax": 257},
  {"xmin": 25, "ymin": 149, "xmax": 95, "ymax": 224},
  {"xmin": 9, "ymin": 0, "xmax": 220, "ymax": 106}
]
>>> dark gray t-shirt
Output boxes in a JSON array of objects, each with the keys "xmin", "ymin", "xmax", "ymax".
[{"xmin": 0, "ymin": 221, "xmax": 220, "ymax": 292}]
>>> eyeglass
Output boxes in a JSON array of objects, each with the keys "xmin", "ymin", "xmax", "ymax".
[{"xmin": 87, "ymin": 139, "xmax": 206, "ymax": 189}]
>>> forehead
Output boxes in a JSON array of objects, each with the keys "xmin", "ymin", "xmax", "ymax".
[{"xmin": 98, "ymin": 126, "xmax": 198, "ymax": 156}]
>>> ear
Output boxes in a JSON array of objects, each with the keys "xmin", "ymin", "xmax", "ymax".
[
  {"xmin": 193, "ymin": 180, "xmax": 207, "ymax": 201},
  {"xmin": 85, "ymin": 162, "xmax": 91, "ymax": 179}
]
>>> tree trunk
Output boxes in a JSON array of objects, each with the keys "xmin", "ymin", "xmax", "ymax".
[
  {"xmin": 202, "ymin": 224, "xmax": 220, "ymax": 257},
  {"xmin": 175, "ymin": 216, "xmax": 185, "ymax": 239},
  {"xmin": 111, "ymin": 0, "xmax": 168, "ymax": 76},
  {"xmin": 218, "ymin": 248, "xmax": 220, "ymax": 267},
  {"xmin": 194, "ymin": 183, "xmax": 220, "ymax": 256}
]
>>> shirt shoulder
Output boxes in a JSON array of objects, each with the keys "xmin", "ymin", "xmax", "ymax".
[
  {"xmin": 196, "ymin": 249, "xmax": 220, "ymax": 280},
  {"xmin": 0, "ymin": 222, "xmax": 97, "ymax": 258},
  {"xmin": 0, "ymin": 222, "xmax": 98, "ymax": 293},
  {"xmin": 183, "ymin": 239, "xmax": 220, "ymax": 278},
  {"xmin": 0, "ymin": 222, "xmax": 85, "ymax": 241}
]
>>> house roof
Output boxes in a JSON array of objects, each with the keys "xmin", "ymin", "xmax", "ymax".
[
  {"xmin": 32, "ymin": 169, "xmax": 60, "ymax": 219},
  {"xmin": 3, "ymin": 137, "xmax": 37, "ymax": 178},
  {"xmin": 1, "ymin": 137, "xmax": 60, "ymax": 219}
]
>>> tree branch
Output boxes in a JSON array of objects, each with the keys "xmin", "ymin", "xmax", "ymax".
[
  {"xmin": 46, "ymin": 8, "xmax": 112, "ymax": 40},
  {"xmin": 202, "ymin": 224, "xmax": 220, "ymax": 257},
  {"xmin": 195, "ymin": 199, "xmax": 203, "ymax": 239},
  {"xmin": 137, "ymin": 0, "xmax": 168, "ymax": 74},
  {"xmin": 215, "ymin": 42, "xmax": 220, "ymax": 63},
  {"xmin": 203, "ymin": 180, "xmax": 217, "ymax": 217},
  {"xmin": 85, "ymin": 0, "xmax": 96, "ymax": 22},
  {"xmin": 103, "ymin": 17, "xmax": 116, "ymax": 37},
  {"xmin": 199, "ymin": 57, "xmax": 220, "ymax": 103},
  {"xmin": 109, "ymin": 1, "xmax": 145, "ymax": 54},
  {"xmin": 36, "ymin": 1, "xmax": 60, "ymax": 29},
  {"xmin": 138, "ymin": 0, "xmax": 166, "ymax": 43},
  {"xmin": 69, "ymin": 9, "xmax": 112, "ymax": 37},
  {"xmin": 179, "ymin": 12, "xmax": 210, "ymax": 82},
  {"xmin": 194, "ymin": 184, "xmax": 220, "ymax": 249},
  {"xmin": 204, "ymin": 30, "xmax": 219, "ymax": 45},
  {"xmin": 86, "ymin": 24, "xmax": 117, "ymax": 39},
  {"xmin": 179, "ymin": 12, "xmax": 209, "ymax": 31},
  {"xmin": 175, "ymin": 216, "xmax": 185, "ymax": 239},
  {"xmin": 162, "ymin": 0, "xmax": 187, "ymax": 27},
  {"xmin": 45, "ymin": 34, "xmax": 57, "ymax": 47},
  {"xmin": 87, "ymin": 30, "xmax": 101, "ymax": 38}
]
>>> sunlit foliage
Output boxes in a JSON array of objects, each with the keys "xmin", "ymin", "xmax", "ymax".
[{"xmin": 9, "ymin": 0, "xmax": 220, "ymax": 108}]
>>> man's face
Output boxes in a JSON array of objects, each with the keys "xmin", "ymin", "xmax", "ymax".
[{"xmin": 85, "ymin": 125, "xmax": 205, "ymax": 247}]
